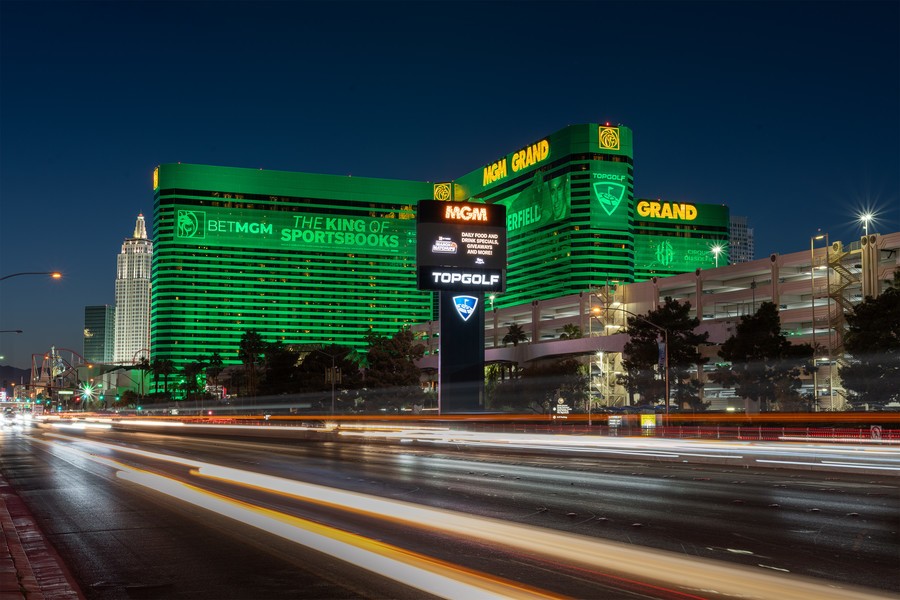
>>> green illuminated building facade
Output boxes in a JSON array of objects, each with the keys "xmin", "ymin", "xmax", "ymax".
[
  {"xmin": 633, "ymin": 199, "xmax": 730, "ymax": 280},
  {"xmin": 453, "ymin": 124, "xmax": 636, "ymax": 308},
  {"xmin": 151, "ymin": 164, "xmax": 432, "ymax": 366},
  {"xmin": 454, "ymin": 124, "xmax": 730, "ymax": 308},
  {"xmin": 151, "ymin": 123, "xmax": 730, "ymax": 367}
]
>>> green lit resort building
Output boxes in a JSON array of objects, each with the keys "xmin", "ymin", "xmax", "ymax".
[{"xmin": 150, "ymin": 123, "xmax": 732, "ymax": 368}]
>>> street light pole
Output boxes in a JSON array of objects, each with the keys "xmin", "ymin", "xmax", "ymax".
[
  {"xmin": 587, "ymin": 308, "xmax": 606, "ymax": 427},
  {"xmin": 810, "ymin": 232, "xmax": 826, "ymax": 411},
  {"xmin": 711, "ymin": 245, "xmax": 723, "ymax": 268},
  {"xmin": 310, "ymin": 347, "xmax": 349, "ymax": 416},
  {"xmin": 589, "ymin": 299, "xmax": 670, "ymax": 422}
]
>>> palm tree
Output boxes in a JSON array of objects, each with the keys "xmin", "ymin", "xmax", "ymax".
[
  {"xmin": 135, "ymin": 357, "xmax": 151, "ymax": 399},
  {"xmin": 182, "ymin": 361, "xmax": 205, "ymax": 402},
  {"xmin": 238, "ymin": 330, "xmax": 266, "ymax": 397},
  {"xmin": 502, "ymin": 323, "xmax": 529, "ymax": 347},
  {"xmin": 151, "ymin": 358, "xmax": 175, "ymax": 397},
  {"xmin": 205, "ymin": 351, "xmax": 224, "ymax": 391},
  {"xmin": 559, "ymin": 323, "xmax": 582, "ymax": 340}
]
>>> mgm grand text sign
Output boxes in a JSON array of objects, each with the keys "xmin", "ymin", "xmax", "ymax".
[{"xmin": 416, "ymin": 200, "xmax": 507, "ymax": 292}]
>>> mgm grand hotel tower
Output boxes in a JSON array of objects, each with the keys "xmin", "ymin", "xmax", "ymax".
[{"xmin": 151, "ymin": 123, "xmax": 728, "ymax": 367}]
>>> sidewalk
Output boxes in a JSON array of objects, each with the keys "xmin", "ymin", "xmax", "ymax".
[{"xmin": 0, "ymin": 474, "xmax": 83, "ymax": 600}]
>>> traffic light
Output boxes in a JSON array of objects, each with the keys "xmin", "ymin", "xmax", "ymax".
[
  {"xmin": 99, "ymin": 394, "xmax": 105, "ymax": 401},
  {"xmin": 115, "ymin": 394, "xmax": 120, "ymax": 401}
]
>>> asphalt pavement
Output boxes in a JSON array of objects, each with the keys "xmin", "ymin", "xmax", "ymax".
[{"xmin": 0, "ymin": 473, "xmax": 82, "ymax": 600}]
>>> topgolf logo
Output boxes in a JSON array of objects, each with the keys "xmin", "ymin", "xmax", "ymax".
[{"xmin": 452, "ymin": 295, "xmax": 479, "ymax": 322}]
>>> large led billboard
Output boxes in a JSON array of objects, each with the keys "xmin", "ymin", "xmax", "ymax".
[
  {"xmin": 416, "ymin": 200, "xmax": 507, "ymax": 292},
  {"xmin": 497, "ymin": 171, "xmax": 571, "ymax": 237},
  {"xmin": 173, "ymin": 205, "xmax": 413, "ymax": 254}
]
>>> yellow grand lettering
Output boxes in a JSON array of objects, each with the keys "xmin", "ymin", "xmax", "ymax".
[
  {"xmin": 636, "ymin": 200, "xmax": 651, "ymax": 217},
  {"xmin": 636, "ymin": 201, "xmax": 697, "ymax": 221},
  {"xmin": 511, "ymin": 139, "xmax": 550, "ymax": 173}
]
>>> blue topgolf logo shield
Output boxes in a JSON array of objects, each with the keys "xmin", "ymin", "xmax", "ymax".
[{"xmin": 452, "ymin": 295, "xmax": 479, "ymax": 322}]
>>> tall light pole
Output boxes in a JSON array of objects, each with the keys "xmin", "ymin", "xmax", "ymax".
[
  {"xmin": 310, "ymin": 347, "xmax": 351, "ymax": 415},
  {"xmin": 810, "ymin": 232, "xmax": 827, "ymax": 410},
  {"xmin": 586, "ymin": 307, "xmax": 607, "ymax": 426},
  {"xmin": 0, "ymin": 271, "xmax": 62, "ymax": 282},
  {"xmin": 591, "ymin": 301, "xmax": 669, "ymax": 422}
]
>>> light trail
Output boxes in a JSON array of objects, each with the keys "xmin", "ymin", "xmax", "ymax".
[
  {"xmin": 32, "ymin": 437, "xmax": 561, "ymax": 600},
  {"xmin": 40, "ymin": 414, "xmax": 900, "ymax": 472},
  {"xmin": 40, "ymin": 433, "xmax": 896, "ymax": 600}
]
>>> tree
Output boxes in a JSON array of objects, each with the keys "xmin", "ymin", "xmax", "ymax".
[
  {"xmin": 362, "ymin": 327, "xmax": 426, "ymax": 412},
  {"xmin": 238, "ymin": 330, "xmax": 266, "ymax": 397},
  {"xmin": 295, "ymin": 344, "xmax": 363, "ymax": 411},
  {"xmin": 118, "ymin": 389, "xmax": 139, "ymax": 408},
  {"xmin": 559, "ymin": 323, "xmax": 582, "ymax": 340},
  {"xmin": 151, "ymin": 358, "xmax": 175, "ymax": 398},
  {"xmin": 181, "ymin": 360, "xmax": 205, "ymax": 401},
  {"xmin": 711, "ymin": 301, "xmax": 814, "ymax": 412},
  {"xmin": 839, "ymin": 269, "xmax": 900, "ymax": 409},
  {"xmin": 621, "ymin": 297, "xmax": 709, "ymax": 410},
  {"xmin": 135, "ymin": 357, "xmax": 151, "ymax": 398},
  {"xmin": 492, "ymin": 358, "xmax": 586, "ymax": 413},
  {"xmin": 502, "ymin": 323, "xmax": 529, "ymax": 346},
  {"xmin": 258, "ymin": 342, "xmax": 301, "ymax": 396},
  {"xmin": 205, "ymin": 351, "xmax": 225, "ymax": 390},
  {"xmin": 219, "ymin": 366, "xmax": 245, "ymax": 397}
]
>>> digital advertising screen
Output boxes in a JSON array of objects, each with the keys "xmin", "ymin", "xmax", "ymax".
[
  {"xmin": 416, "ymin": 200, "xmax": 507, "ymax": 292},
  {"xmin": 497, "ymin": 171, "xmax": 571, "ymax": 236}
]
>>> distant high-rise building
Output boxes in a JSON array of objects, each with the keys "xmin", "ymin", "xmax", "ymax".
[
  {"xmin": 113, "ymin": 214, "xmax": 152, "ymax": 364},
  {"xmin": 83, "ymin": 305, "xmax": 115, "ymax": 364},
  {"xmin": 730, "ymin": 215, "xmax": 755, "ymax": 263}
]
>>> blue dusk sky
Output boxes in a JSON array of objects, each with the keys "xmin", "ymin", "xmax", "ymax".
[{"xmin": 1, "ymin": 0, "xmax": 898, "ymax": 371}]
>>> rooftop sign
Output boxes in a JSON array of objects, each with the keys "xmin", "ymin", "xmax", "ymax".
[{"xmin": 482, "ymin": 139, "xmax": 550, "ymax": 186}]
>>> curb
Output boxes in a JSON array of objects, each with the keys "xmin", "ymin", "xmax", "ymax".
[{"xmin": 0, "ymin": 475, "xmax": 84, "ymax": 600}]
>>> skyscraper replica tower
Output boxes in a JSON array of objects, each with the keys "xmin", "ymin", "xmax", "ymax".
[{"xmin": 114, "ymin": 214, "xmax": 152, "ymax": 364}]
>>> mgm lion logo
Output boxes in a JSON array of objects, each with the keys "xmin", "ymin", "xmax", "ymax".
[
  {"xmin": 433, "ymin": 183, "xmax": 452, "ymax": 201},
  {"xmin": 598, "ymin": 126, "xmax": 620, "ymax": 150},
  {"xmin": 176, "ymin": 210, "xmax": 206, "ymax": 239},
  {"xmin": 655, "ymin": 240, "xmax": 675, "ymax": 267}
]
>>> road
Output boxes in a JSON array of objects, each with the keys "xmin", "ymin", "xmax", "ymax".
[{"xmin": 1, "ymin": 420, "xmax": 897, "ymax": 599}]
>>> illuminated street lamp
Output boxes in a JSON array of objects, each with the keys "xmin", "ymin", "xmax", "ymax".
[
  {"xmin": 0, "ymin": 271, "xmax": 62, "ymax": 282},
  {"xmin": 711, "ymin": 244, "xmax": 723, "ymax": 268},
  {"xmin": 859, "ymin": 212, "xmax": 874, "ymax": 236}
]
